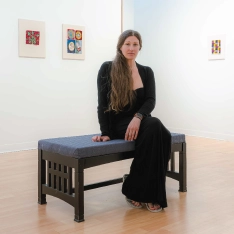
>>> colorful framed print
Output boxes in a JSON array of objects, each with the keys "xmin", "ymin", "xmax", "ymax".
[
  {"xmin": 208, "ymin": 35, "xmax": 226, "ymax": 60},
  {"xmin": 62, "ymin": 24, "xmax": 85, "ymax": 60},
  {"xmin": 18, "ymin": 19, "xmax": 46, "ymax": 58}
]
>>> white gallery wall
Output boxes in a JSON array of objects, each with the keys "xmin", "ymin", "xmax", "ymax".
[
  {"xmin": 0, "ymin": 0, "xmax": 121, "ymax": 153},
  {"xmin": 122, "ymin": 0, "xmax": 134, "ymax": 31},
  {"xmin": 134, "ymin": 0, "xmax": 234, "ymax": 141}
]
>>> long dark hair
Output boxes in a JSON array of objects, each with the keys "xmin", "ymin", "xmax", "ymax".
[{"xmin": 109, "ymin": 30, "xmax": 142, "ymax": 113}]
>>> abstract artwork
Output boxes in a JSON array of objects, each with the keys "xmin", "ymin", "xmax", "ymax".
[
  {"xmin": 26, "ymin": 30, "xmax": 40, "ymax": 45},
  {"xmin": 208, "ymin": 35, "xmax": 226, "ymax": 60},
  {"xmin": 18, "ymin": 19, "xmax": 46, "ymax": 58},
  {"xmin": 212, "ymin": 40, "xmax": 221, "ymax": 55},
  {"xmin": 62, "ymin": 24, "xmax": 85, "ymax": 60}
]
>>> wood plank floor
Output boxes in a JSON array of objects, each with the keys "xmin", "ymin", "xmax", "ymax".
[{"xmin": 0, "ymin": 136, "xmax": 234, "ymax": 234}]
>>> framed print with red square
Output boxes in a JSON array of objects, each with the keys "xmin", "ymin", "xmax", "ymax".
[{"xmin": 18, "ymin": 19, "xmax": 46, "ymax": 58}]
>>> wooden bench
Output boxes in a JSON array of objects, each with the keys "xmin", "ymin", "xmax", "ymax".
[{"xmin": 38, "ymin": 133, "xmax": 186, "ymax": 222}]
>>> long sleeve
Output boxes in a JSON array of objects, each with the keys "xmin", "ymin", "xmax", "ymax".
[
  {"xmin": 137, "ymin": 65, "xmax": 156, "ymax": 116},
  {"xmin": 97, "ymin": 61, "xmax": 111, "ymax": 137}
]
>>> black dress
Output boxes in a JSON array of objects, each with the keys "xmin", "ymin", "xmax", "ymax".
[{"xmin": 97, "ymin": 61, "xmax": 171, "ymax": 208}]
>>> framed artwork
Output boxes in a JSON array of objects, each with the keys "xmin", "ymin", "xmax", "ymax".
[
  {"xmin": 18, "ymin": 19, "xmax": 46, "ymax": 58},
  {"xmin": 62, "ymin": 24, "xmax": 85, "ymax": 60},
  {"xmin": 207, "ymin": 35, "xmax": 226, "ymax": 60}
]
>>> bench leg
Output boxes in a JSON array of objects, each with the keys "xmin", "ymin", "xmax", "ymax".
[
  {"xmin": 170, "ymin": 152, "xmax": 175, "ymax": 172},
  {"xmin": 74, "ymin": 159, "xmax": 85, "ymax": 222},
  {"xmin": 38, "ymin": 149, "xmax": 47, "ymax": 204},
  {"xmin": 179, "ymin": 143, "xmax": 187, "ymax": 192}
]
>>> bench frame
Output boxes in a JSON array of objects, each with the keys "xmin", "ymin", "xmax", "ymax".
[{"xmin": 38, "ymin": 142, "xmax": 186, "ymax": 222}]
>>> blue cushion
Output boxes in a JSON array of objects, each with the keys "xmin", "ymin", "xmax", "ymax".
[
  {"xmin": 38, "ymin": 133, "xmax": 185, "ymax": 159},
  {"xmin": 171, "ymin": 133, "xmax": 186, "ymax": 144}
]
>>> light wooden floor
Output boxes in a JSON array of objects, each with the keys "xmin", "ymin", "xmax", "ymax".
[{"xmin": 0, "ymin": 136, "xmax": 234, "ymax": 234}]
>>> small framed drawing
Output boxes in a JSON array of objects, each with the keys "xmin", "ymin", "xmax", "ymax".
[
  {"xmin": 207, "ymin": 35, "xmax": 226, "ymax": 60},
  {"xmin": 18, "ymin": 19, "xmax": 46, "ymax": 58},
  {"xmin": 62, "ymin": 24, "xmax": 85, "ymax": 60}
]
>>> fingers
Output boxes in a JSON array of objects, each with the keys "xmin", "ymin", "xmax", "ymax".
[
  {"xmin": 101, "ymin": 136, "xmax": 110, "ymax": 141},
  {"xmin": 92, "ymin": 135, "xmax": 110, "ymax": 142},
  {"xmin": 92, "ymin": 135, "xmax": 101, "ymax": 142},
  {"xmin": 125, "ymin": 130, "xmax": 138, "ymax": 141},
  {"xmin": 125, "ymin": 131, "xmax": 129, "ymax": 141},
  {"xmin": 133, "ymin": 130, "xmax": 138, "ymax": 140}
]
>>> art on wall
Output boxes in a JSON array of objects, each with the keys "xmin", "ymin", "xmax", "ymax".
[
  {"xmin": 62, "ymin": 24, "xmax": 85, "ymax": 60},
  {"xmin": 208, "ymin": 35, "xmax": 226, "ymax": 60},
  {"xmin": 18, "ymin": 19, "xmax": 46, "ymax": 58}
]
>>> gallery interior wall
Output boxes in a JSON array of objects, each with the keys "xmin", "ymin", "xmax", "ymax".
[
  {"xmin": 122, "ymin": 0, "xmax": 134, "ymax": 31},
  {"xmin": 134, "ymin": 0, "xmax": 234, "ymax": 141},
  {"xmin": 0, "ymin": 0, "xmax": 121, "ymax": 153}
]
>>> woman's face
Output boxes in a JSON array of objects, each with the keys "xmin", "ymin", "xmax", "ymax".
[{"xmin": 120, "ymin": 36, "xmax": 140, "ymax": 61}]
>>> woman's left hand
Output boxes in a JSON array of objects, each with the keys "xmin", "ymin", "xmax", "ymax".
[{"xmin": 125, "ymin": 117, "xmax": 141, "ymax": 141}]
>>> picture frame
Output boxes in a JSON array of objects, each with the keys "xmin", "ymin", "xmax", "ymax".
[
  {"xmin": 207, "ymin": 35, "xmax": 226, "ymax": 60},
  {"xmin": 62, "ymin": 24, "xmax": 85, "ymax": 60},
  {"xmin": 18, "ymin": 19, "xmax": 46, "ymax": 58}
]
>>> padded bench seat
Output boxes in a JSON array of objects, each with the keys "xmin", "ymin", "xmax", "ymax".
[
  {"xmin": 38, "ymin": 133, "xmax": 185, "ymax": 158},
  {"xmin": 38, "ymin": 133, "xmax": 186, "ymax": 222}
]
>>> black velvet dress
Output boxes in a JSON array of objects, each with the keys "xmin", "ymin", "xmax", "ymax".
[{"xmin": 97, "ymin": 62, "xmax": 171, "ymax": 208}]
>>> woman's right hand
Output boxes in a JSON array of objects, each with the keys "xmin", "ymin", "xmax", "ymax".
[{"xmin": 92, "ymin": 135, "xmax": 110, "ymax": 142}]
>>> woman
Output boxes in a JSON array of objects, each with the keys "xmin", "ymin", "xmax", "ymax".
[{"xmin": 92, "ymin": 30, "xmax": 171, "ymax": 212}]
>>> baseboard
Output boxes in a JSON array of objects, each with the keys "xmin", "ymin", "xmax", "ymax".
[
  {"xmin": 169, "ymin": 127, "xmax": 234, "ymax": 142},
  {"xmin": 0, "ymin": 141, "xmax": 37, "ymax": 154}
]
